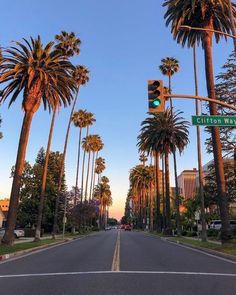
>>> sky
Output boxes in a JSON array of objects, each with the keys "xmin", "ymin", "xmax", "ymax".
[{"xmin": 0, "ymin": 0, "xmax": 234, "ymax": 220}]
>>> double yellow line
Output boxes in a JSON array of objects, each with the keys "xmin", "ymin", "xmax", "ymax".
[{"xmin": 111, "ymin": 230, "xmax": 120, "ymax": 271}]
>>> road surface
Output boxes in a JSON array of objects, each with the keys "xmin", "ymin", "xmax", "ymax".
[{"xmin": 0, "ymin": 230, "xmax": 236, "ymax": 295}]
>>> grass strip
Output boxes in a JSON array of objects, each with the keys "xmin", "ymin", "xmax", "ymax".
[
  {"xmin": 169, "ymin": 237, "xmax": 236, "ymax": 256},
  {"xmin": 0, "ymin": 239, "xmax": 63, "ymax": 256}
]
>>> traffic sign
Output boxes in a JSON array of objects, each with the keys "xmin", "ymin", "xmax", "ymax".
[{"xmin": 192, "ymin": 115, "xmax": 236, "ymax": 126}]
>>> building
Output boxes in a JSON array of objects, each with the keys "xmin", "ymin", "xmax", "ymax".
[
  {"xmin": 0, "ymin": 199, "xmax": 10, "ymax": 213},
  {"xmin": 177, "ymin": 168, "xmax": 198, "ymax": 201},
  {"xmin": 0, "ymin": 207, "xmax": 6, "ymax": 227},
  {"xmin": 0, "ymin": 199, "xmax": 9, "ymax": 228}
]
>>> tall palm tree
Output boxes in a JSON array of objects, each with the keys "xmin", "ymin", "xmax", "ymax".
[
  {"xmin": 72, "ymin": 109, "xmax": 88, "ymax": 205},
  {"xmin": 82, "ymin": 135, "xmax": 102, "ymax": 201},
  {"xmin": 89, "ymin": 136, "xmax": 104, "ymax": 200},
  {"xmin": 52, "ymin": 65, "xmax": 90, "ymax": 238},
  {"xmin": 55, "ymin": 31, "xmax": 81, "ymax": 57},
  {"xmin": 163, "ymin": 0, "xmax": 235, "ymax": 242},
  {"xmin": 159, "ymin": 57, "xmax": 182, "ymax": 235},
  {"xmin": 94, "ymin": 176, "xmax": 112, "ymax": 229},
  {"xmin": 80, "ymin": 112, "xmax": 96, "ymax": 202},
  {"xmin": 138, "ymin": 109, "xmax": 189, "ymax": 234},
  {"xmin": 0, "ymin": 36, "xmax": 76, "ymax": 245},
  {"xmin": 35, "ymin": 31, "xmax": 82, "ymax": 241},
  {"xmin": 159, "ymin": 57, "xmax": 180, "ymax": 108},
  {"xmin": 129, "ymin": 165, "xmax": 154, "ymax": 229},
  {"xmin": 95, "ymin": 157, "xmax": 106, "ymax": 186}
]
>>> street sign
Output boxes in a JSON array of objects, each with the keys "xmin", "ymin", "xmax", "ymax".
[{"xmin": 192, "ymin": 115, "xmax": 236, "ymax": 126}]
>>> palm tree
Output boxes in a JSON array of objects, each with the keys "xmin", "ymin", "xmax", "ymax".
[
  {"xmin": 129, "ymin": 165, "xmax": 154, "ymax": 229},
  {"xmin": 163, "ymin": 0, "xmax": 235, "ymax": 242},
  {"xmin": 94, "ymin": 176, "xmax": 112, "ymax": 229},
  {"xmin": 72, "ymin": 109, "xmax": 88, "ymax": 205},
  {"xmin": 0, "ymin": 36, "xmax": 76, "ymax": 245},
  {"xmin": 52, "ymin": 65, "xmax": 90, "ymax": 238},
  {"xmin": 35, "ymin": 31, "xmax": 82, "ymax": 241},
  {"xmin": 159, "ymin": 57, "xmax": 180, "ymax": 108},
  {"xmin": 138, "ymin": 109, "xmax": 189, "ymax": 234},
  {"xmin": 55, "ymin": 31, "xmax": 81, "ymax": 57},
  {"xmin": 80, "ymin": 112, "xmax": 96, "ymax": 202},
  {"xmin": 159, "ymin": 57, "xmax": 182, "ymax": 235},
  {"xmin": 95, "ymin": 157, "xmax": 106, "ymax": 186},
  {"xmin": 89, "ymin": 136, "xmax": 104, "ymax": 200},
  {"xmin": 82, "ymin": 135, "xmax": 102, "ymax": 201}
]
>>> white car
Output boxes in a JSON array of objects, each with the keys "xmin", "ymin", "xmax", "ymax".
[
  {"xmin": 209, "ymin": 220, "xmax": 236, "ymax": 231},
  {"xmin": 0, "ymin": 228, "xmax": 25, "ymax": 239}
]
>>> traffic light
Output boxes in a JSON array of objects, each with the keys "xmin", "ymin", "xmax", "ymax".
[{"xmin": 148, "ymin": 80, "xmax": 165, "ymax": 113}]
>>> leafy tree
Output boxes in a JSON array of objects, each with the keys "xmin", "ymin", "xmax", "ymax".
[
  {"xmin": 205, "ymin": 52, "xmax": 236, "ymax": 178},
  {"xmin": 16, "ymin": 149, "xmax": 66, "ymax": 232},
  {"xmin": 203, "ymin": 160, "xmax": 236, "ymax": 209}
]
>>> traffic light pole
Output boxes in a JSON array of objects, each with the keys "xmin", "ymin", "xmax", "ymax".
[{"xmin": 164, "ymin": 94, "xmax": 236, "ymax": 111}]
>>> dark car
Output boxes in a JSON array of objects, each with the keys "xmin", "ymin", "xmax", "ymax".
[{"xmin": 124, "ymin": 224, "xmax": 131, "ymax": 231}]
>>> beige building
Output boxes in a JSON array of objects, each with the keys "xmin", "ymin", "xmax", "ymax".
[
  {"xmin": 0, "ymin": 199, "xmax": 10, "ymax": 213},
  {"xmin": 177, "ymin": 168, "xmax": 198, "ymax": 200},
  {"xmin": 0, "ymin": 199, "xmax": 9, "ymax": 228}
]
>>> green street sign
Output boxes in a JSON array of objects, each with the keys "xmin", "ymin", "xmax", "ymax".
[{"xmin": 192, "ymin": 115, "xmax": 236, "ymax": 126}]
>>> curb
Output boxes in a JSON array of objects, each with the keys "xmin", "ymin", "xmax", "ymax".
[{"xmin": 0, "ymin": 233, "xmax": 92, "ymax": 262}]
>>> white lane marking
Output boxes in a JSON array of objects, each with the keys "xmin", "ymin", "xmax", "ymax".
[
  {"xmin": 163, "ymin": 238, "xmax": 236, "ymax": 265},
  {"xmin": 111, "ymin": 230, "xmax": 120, "ymax": 271},
  {"xmin": 0, "ymin": 270, "xmax": 236, "ymax": 279}
]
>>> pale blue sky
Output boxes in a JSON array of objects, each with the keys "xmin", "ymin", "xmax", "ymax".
[{"xmin": 0, "ymin": 0, "xmax": 234, "ymax": 219}]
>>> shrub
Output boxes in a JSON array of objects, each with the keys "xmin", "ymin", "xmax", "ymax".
[{"xmin": 207, "ymin": 228, "xmax": 219, "ymax": 237}]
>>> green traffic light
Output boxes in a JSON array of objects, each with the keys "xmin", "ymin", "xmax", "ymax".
[{"xmin": 152, "ymin": 99, "xmax": 161, "ymax": 107}]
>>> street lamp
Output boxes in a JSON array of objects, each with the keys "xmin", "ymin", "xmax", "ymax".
[{"xmin": 179, "ymin": 25, "xmax": 236, "ymax": 40}]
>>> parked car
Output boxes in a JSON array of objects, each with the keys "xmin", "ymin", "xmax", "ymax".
[
  {"xmin": 209, "ymin": 220, "xmax": 236, "ymax": 231},
  {"xmin": 124, "ymin": 224, "xmax": 132, "ymax": 231},
  {"xmin": 0, "ymin": 228, "xmax": 25, "ymax": 239}
]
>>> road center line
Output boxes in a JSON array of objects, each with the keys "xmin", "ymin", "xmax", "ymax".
[
  {"xmin": 1, "ymin": 271, "xmax": 236, "ymax": 279},
  {"xmin": 111, "ymin": 230, "xmax": 120, "ymax": 271}
]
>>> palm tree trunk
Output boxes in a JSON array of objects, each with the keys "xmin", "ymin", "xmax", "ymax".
[
  {"xmin": 162, "ymin": 155, "xmax": 166, "ymax": 231},
  {"xmin": 149, "ymin": 184, "xmax": 152, "ymax": 231},
  {"xmin": 155, "ymin": 152, "xmax": 161, "ymax": 232},
  {"xmin": 173, "ymin": 150, "xmax": 181, "ymax": 235},
  {"xmin": 35, "ymin": 107, "xmax": 57, "ymax": 241},
  {"xmin": 165, "ymin": 152, "xmax": 171, "ymax": 235},
  {"xmin": 1, "ymin": 111, "xmax": 34, "ymax": 245},
  {"xmin": 89, "ymin": 152, "xmax": 96, "ymax": 200},
  {"xmin": 75, "ymin": 127, "xmax": 82, "ymax": 205},
  {"xmin": 168, "ymin": 74, "xmax": 181, "ymax": 235},
  {"xmin": 84, "ymin": 151, "xmax": 91, "ymax": 201},
  {"xmin": 203, "ymin": 30, "xmax": 231, "ymax": 243},
  {"xmin": 193, "ymin": 45, "xmax": 207, "ymax": 242},
  {"xmin": 80, "ymin": 127, "xmax": 89, "ymax": 203},
  {"xmin": 91, "ymin": 153, "xmax": 99, "ymax": 199},
  {"xmin": 52, "ymin": 87, "xmax": 80, "ymax": 238}
]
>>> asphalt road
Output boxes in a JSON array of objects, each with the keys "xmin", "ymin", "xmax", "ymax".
[{"xmin": 0, "ymin": 230, "xmax": 236, "ymax": 295}]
